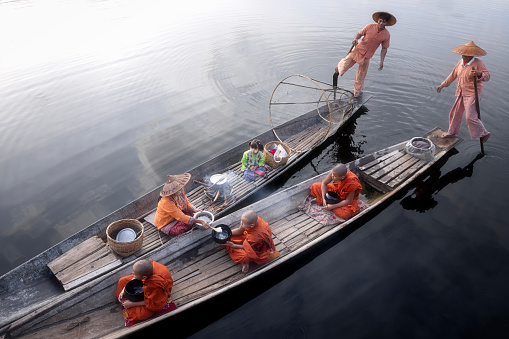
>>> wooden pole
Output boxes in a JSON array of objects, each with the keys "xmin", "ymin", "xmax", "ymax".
[{"xmin": 472, "ymin": 66, "xmax": 485, "ymax": 155}]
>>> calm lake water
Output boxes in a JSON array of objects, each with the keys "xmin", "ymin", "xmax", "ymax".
[{"xmin": 1, "ymin": 0, "xmax": 508, "ymax": 338}]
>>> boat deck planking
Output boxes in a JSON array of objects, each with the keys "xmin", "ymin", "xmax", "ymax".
[{"xmin": 12, "ymin": 209, "xmax": 352, "ymax": 339}]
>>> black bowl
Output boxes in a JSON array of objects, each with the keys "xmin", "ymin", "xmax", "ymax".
[
  {"xmin": 325, "ymin": 191, "xmax": 341, "ymax": 204},
  {"xmin": 211, "ymin": 224, "xmax": 232, "ymax": 244},
  {"xmin": 124, "ymin": 279, "xmax": 144, "ymax": 302}
]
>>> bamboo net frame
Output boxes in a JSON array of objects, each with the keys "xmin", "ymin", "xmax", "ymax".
[{"xmin": 269, "ymin": 74, "xmax": 354, "ymax": 153}]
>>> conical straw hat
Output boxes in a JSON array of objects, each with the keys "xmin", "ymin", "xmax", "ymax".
[
  {"xmin": 372, "ymin": 11, "xmax": 397, "ymax": 26},
  {"xmin": 160, "ymin": 173, "xmax": 191, "ymax": 196},
  {"xmin": 451, "ymin": 41, "xmax": 487, "ymax": 56}
]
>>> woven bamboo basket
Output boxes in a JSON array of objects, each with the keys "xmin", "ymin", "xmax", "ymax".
[
  {"xmin": 106, "ymin": 219, "xmax": 144, "ymax": 257},
  {"xmin": 264, "ymin": 141, "xmax": 291, "ymax": 169}
]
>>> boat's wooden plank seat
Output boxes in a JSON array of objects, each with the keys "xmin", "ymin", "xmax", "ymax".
[
  {"xmin": 358, "ymin": 149, "xmax": 425, "ymax": 193},
  {"xmin": 47, "ymin": 236, "xmax": 123, "ymax": 291},
  {"xmin": 187, "ymin": 125, "xmax": 327, "ymax": 214}
]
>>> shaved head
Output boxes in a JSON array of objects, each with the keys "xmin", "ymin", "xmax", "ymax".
[
  {"xmin": 133, "ymin": 259, "xmax": 153, "ymax": 278},
  {"xmin": 332, "ymin": 164, "xmax": 347, "ymax": 177},
  {"xmin": 242, "ymin": 210, "xmax": 258, "ymax": 224}
]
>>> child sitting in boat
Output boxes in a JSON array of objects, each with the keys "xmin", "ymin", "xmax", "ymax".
[
  {"xmin": 241, "ymin": 139, "xmax": 266, "ymax": 182},
  {"xmin": 223, "ymin": 210, "xmax": 279, "ymax": 273},
  {"xmin": 116, "ymin": 259, "xmax": 176, "ymax": 326},
  {"xmin": 309, "ymin": 163, "xmax": 363, "ymax": 220}
]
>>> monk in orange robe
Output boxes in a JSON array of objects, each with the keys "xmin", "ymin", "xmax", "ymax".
[
  {"xmin": 224, "ymin": 210, "xmax": 278, "ymax": 273},
  {"xmin": 309, "ymin": 163, "xmax": 362, "ymax": 220},
  {"xmin": 116, "ymin": 259, "xmax": 174, "ymax": 326}
]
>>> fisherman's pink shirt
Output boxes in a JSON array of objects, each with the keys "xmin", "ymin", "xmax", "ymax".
[
  {"xmin": 440, "ymin": 58, "xmax": 490, "ymax": 97},
  {"xmin": 354, "ymin": 24, "xmax": 390, "ymax": 60}
]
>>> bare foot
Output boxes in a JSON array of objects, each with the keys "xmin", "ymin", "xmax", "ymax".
[
  {"xmin": 241, "ymin": 263, "xmax": 249, "ymax": 273},
  {"xmin": 310, "ymin": 198, "xmax": 317, "ymax": 204},
  {"xmin": 441, "ymin": 133, "xmax": 455, "ymax": 138},
  {"xmin": 481, "ymin": 132, "xmax": 491, "ymax": 144},
  {"xmin": 354, "ymin": 90, "xmax": 361, "ymax": 97}
]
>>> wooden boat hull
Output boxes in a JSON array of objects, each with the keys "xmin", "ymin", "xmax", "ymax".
[
  {"xmin": 0, "ymin": 93, "xmax": 370, "ymax": 329},
  {"xmin": 0, "ymin": 127, "xmax": 462, "ymax": 339}
]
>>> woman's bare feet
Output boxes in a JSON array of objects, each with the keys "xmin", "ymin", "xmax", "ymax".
[
  {"xmin": 481, "ymin": 132, "xmax": 491, "ymax": 144},
  {"xmin": 241, "ymin": 263, "xmax": 249, "ymax": 273},
  {"xmin": 310, "ymin": 197, "xmax": 317, "ymax": 204},
  {"xmin": 441, "ymin": 133, "xmax": 455, "ymax": 138}
]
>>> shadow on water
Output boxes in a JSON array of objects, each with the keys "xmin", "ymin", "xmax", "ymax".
[{"xmin": 400, "ymin": 151, "xmax": 484, "ymax": 212}]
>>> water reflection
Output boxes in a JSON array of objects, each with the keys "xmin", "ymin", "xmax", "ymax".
[
  {"xmin": 331, "ymin": 106, "xmax": 368, "ymax": 164},
  {"xmin": 400, "ymin": 152, "xmax": 484, "ymax": 212}
]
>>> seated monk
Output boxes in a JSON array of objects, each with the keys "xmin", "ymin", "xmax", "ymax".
[
  {"xmin": 116, "ymin": 259, "xmax": 176, "ymax": 326},
  {"xmin": 309, "ymin": 163, "xmax": 362, "ymax": 220},
  {"xmin": 154, "ymin": 173, "xmax": 210, "ymax": 236},
  {"xmin": 223, "ymin": 210, "xmax": 279, "ymax": 273}
]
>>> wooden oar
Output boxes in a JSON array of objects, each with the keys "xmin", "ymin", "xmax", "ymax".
[
  {"xmin": 333, "ymin": 42, "xmax": 356, "ymax": 99},
  {"xmin": 346, "ymin": 41, "xmax": 356, "ymax": 56},
  {"xmin": 472, "ymin": 66, "xmax": 484, "ymax": 155}
]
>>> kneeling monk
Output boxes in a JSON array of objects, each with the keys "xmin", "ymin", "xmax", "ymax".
[
  {"xmin": 224, "ymin": 210, "xmax": 278, "ymax": 273},
  {"xmin": 116, "ymin": 259, "xmax": 175, "ymax": 326},
  {"xmin": 310, "ymin": 163, "xmax": 362, "ymax": 220}
]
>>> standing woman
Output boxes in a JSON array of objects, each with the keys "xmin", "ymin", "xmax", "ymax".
[
  {"xmin": 154, "ymin": 173, "xmax": 210, "ymax": 236},
  {"xmin": 437, "ymin": 41, "xmax": 491, "ymax": 143}
]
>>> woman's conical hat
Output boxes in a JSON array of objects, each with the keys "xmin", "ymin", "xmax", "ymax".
[
  {"xmin": 451, "ymin": 41, "xmax": 487, "ymax": 56},
  {"xmin": 160, "ymin": 173, "xmax": 191, "ymax": 196},
  {"xmin": 372, "ymin": 12, "xmax": 397, "ymax": 26}
]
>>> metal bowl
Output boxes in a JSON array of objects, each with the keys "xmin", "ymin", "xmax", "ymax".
[
  {"xmin": 211, "ymin": 224, "xmax": 232, "ymax": 244},
  {"xmin": 193, "ymin": 210, "xmax": 215, "ymax": 224},
  {"xmin": 124, "ymin": 279, "xmax": 144, "ymax": 302},
  {"xmin": 210, "ymin": 173, "xmax": 228, "ymax": 185},
  {"xmin": 325, "ymin": 191, "xmax": 341, "ymax": 204}
]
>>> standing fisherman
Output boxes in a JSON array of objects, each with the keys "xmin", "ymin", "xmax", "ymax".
[
  {"xmin": 437, "ymin": 41, "xmax": 491, "ymax": 144},
  {"xmin": 333, "ymin": 11, "xmax": 396, "ymax": 97}
]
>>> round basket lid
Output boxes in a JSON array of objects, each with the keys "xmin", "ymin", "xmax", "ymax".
[{"xmin": 116, "ymin": 228, "xmax": 136, "ymax": 242}]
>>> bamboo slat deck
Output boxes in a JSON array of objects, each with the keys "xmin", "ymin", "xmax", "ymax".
[{"xmin": 188, "ymin": 125, "xmax": 328, "ymax": 214}]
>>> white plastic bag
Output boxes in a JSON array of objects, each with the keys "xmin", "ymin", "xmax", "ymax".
[{"xmin": 274, "ymin": 144, "xmax": 288, "ymax": 162}]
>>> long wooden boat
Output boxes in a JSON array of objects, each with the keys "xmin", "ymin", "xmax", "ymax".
[
  {"xmin": 0, "ymin": 127, "xmax": 462, "ymax": 339},
  {"xmin": 0, "ymin": 92, "xmax": 370, "ymax": 329}
]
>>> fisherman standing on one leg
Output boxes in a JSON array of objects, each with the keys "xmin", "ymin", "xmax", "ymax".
[
  {"xmin": 333, "ymin": 11, "xmax": 396, "ymax": 97},
  {"xmin": 437, "ymin": 41, "xmax": 491, "ymax": 144}
]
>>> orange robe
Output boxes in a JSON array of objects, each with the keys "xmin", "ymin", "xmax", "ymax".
[
  {"xmin": 154, "ymin": 191, "xmax": 194, "ymax": 230},
  {"xmin": 227, "ymin": 217, "xmax": 277, "ymax": 265},
  {"xmin": 115, "ymin": 261, "xmax": 174, "ymax": 322},
  {"xmin": 310, "ymin": 170, "xmax": 362, "ymax": 219}
]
